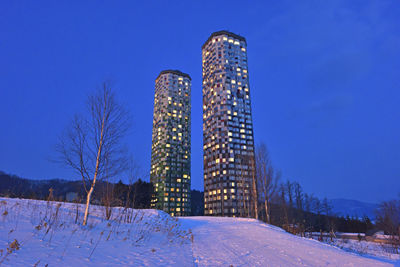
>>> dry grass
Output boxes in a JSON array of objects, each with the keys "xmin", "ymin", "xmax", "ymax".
[{"xmin": 0, "ymin": 197, "xmax": 193, "ymax": 265}]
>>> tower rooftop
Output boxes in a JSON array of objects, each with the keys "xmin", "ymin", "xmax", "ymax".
[
  {"xmin": 202, "ymin": 30, "xmax": 246, "ymax": 49},
  {"xmin": 156, "ymin": 70, "xmax": 191, "ymax": 81}
]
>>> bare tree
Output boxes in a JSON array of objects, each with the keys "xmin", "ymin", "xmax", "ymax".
[
  {"xmin": 126, "ymin": 157, "xmax": 141, "ymax": 210},
  {"xmin": 250, "ymin": 156, "xmax": 258, "ymax": 220},
  {"xmin": 57, "ymin": 82, "xmax": 130, "ymax": 225},
  {"xmin": 255, "ymin": 143, "xmax": 280, "ymax": 224},
  {"xmin": 376, "ymin": 199, "xmax": 400, "ymax": 252}
]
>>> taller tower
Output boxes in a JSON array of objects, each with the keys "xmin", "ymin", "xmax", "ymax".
[
  {"xmin": 202, "ymin": 31, "xmax": 255, "ymax": 217},
  {"xmin": 150, "ymin": 70, "xmax": 192, "ymax": 216}
]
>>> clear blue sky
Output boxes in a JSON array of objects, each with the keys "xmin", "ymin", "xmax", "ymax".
[{"xmin": 1, "ymin": 1, "xmax": 399, "ymax": 203}]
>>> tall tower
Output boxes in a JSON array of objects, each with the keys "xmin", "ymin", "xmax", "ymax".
[
  {"xmin": 202, "ymin": 31, "xmax": 255, "ymax": 217},
  {"xmin": 150, "ymin": 70, "xmax": 192, "ymax": 216}
]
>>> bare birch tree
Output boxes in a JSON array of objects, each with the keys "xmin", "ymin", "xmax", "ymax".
[
  {"xmin": 57, "ymin": 82, "xmax": 130, "ymax": 225},
  {"xmin": 255, "ymin": 143, "xmax": 280, "ymax": 224}
]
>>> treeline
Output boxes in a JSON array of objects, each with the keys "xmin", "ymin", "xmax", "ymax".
[
  {"xmin": 265, "ymin": 180, "xmax": 374, "ymax": 234},
  {"xmin": 0, "ymin": 171, "xmax": 152, "ymax": 208},
  {"xmin": 252, "ymin": 143, "xmax": 374, "ymax": 234},
  {"xmin": 0, "ymin": 171, "xmax": 204, "ymax": 216}
]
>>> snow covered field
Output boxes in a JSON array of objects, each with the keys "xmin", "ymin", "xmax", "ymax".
[
  {"xmin": 306, "ymin": 234, "xmax": 400, "ymax": 261},
  {"xmin": 0, "ymin": 198, "xmax": 398, "ymax": 266}
]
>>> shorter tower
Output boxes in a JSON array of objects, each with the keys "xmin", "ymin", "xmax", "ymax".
[{"xmin": 150, "ymin": 70, "xmax": 192, "ymax": 216}]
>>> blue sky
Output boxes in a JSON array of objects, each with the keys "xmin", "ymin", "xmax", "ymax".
[{"xmin": 1, "ymin": 0, "xmax": 399, "ymax": 203}]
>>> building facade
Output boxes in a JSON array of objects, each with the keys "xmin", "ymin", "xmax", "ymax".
[
  {"xmin": 202, "ymin": 31, "xmax": 256, "ymax": 217},
  {"xmin": 150, "ymin": 70, "xmax": 191, "ymax": 216}
]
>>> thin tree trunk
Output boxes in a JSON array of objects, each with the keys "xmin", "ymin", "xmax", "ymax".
[
  {"xmin": 264, "ymin": 199, "xmax": 270, "ymax": 224},
  {"xmin": 82, "ymin": 98, "xmax": 106, "ymax": 226},
  {"xmin": 252, "ymin": 169, "xmax": 258, "ymax": 219},
  {"xmin": 83, "ymin": 185, "xmax": 94, "ymax": 225}
]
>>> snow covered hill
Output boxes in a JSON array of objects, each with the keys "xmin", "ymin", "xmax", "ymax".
[
  {"xmin": 0, "ymin": 198, "xmax": 397, "ymax": 266},
  {"xmin": 330, "ymin": 198, "xmax": 379, "ymax": 220}
]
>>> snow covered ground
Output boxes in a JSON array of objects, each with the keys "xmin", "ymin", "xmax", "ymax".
[
  {"xmin": 305, "ymin": 233, "xmax": 400, "ymax": 261},
  {"xmin": 0, "ymin": 198, "xmax": 398, "ymax": 266}
]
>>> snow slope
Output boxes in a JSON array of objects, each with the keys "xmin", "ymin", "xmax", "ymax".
[
  {"xmin": 0, "ymin": 198, "xmax": 194, "ymax": 266},
  {"xmin": 0, "ymin": 198, "xmax": 397, "ymax": 266},
  {"xmin": 181, "ymin": 217, "xmax": 395, "ymax": 266}
]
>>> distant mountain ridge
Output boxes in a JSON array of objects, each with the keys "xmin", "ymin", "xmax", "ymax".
[{"xmin": 329, "ymin": 198, "xmax": 379, "ymax": 220}]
